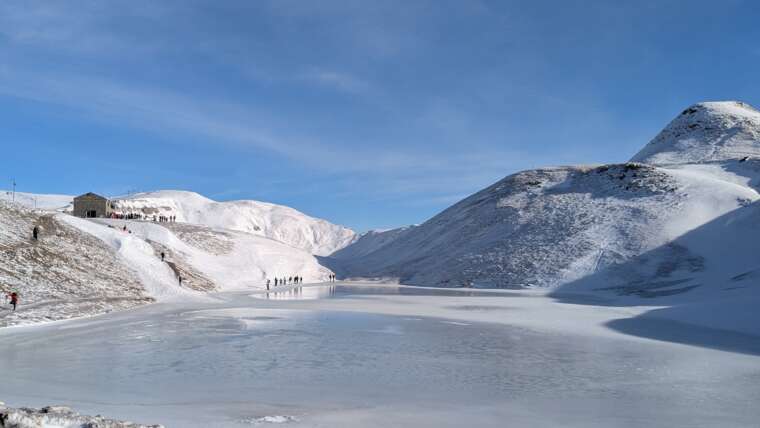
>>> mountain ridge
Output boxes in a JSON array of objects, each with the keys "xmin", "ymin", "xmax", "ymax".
[{"xmin": 331, "ymin": 101, "xmax": 760, "ymax": 292}]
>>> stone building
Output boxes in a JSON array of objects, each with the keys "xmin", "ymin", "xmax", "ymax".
[{"xmin": 73, "ymin": 193, "xmax": 112, "ymax": 218}]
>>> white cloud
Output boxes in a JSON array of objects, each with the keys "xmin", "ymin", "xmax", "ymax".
[{"xmin": 301, "ymin": 69, "xmax": 371, "ymax": 94}]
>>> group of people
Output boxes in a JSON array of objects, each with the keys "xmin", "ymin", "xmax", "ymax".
[
  {"xmin": 108, "ymin": 212, "xmax": 177, "ymax": 223},
  {"xmin": 269, "ymin": 276, "xmax": 303, "ymax": 288},
  {"xmin": 110, "ymin": 212, "xmax": 144, "ymax": 220},
  {"xmin": 265, "ymin": 274, "xmax": 338, "ymax": 290}
]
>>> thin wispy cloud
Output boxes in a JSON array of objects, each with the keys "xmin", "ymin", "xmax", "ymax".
[{"xmin": 1, "ymin": 0, "xmax": 757, "ymax": 230}]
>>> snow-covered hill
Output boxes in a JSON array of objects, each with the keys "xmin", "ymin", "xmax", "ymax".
[
  {"xmin": 631, "ymin": 101, "xmax": 760, "ymax": 165},
  {"xmin": 332, "ymin": 101, "xmax": 760, "ymax": 292},
  {"xmin": 112, "ymin": 190, "xmax": 356, "ymax": 256},
  {"xmin": 89, "ymin": 218, "xmax": 334, "ymax": 291},
  {"xmin": 0, "ymin": 202, "xmax": 151, "ymax": 327},
  {"xmin": 0, "ymin": 195, "xmax": 337, "ymax": 326}
]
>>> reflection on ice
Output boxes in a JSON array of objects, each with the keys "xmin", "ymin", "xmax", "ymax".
[
  {"xmin": 252, "ymin": 284, "xmax": 508, "ymax": 300},
  {"xmin": 254, "ymin": 285, "xmax": 338, "ymax": 300}
]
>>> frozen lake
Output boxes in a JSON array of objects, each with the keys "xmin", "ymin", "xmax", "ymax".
[{"xmin": 1, "ymin": 283, "xmax": 758, "ymax": 427}]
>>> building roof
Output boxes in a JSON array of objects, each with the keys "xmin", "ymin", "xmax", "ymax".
[{"xmin": 74, "ymin": 192, "xmax": 108, "ymax": 200}]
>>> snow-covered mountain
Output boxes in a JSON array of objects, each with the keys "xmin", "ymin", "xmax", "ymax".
[
  {"xmin": 332, "ymin": 101, "xmax": 760, "ymax": 290},
  {"xmin": 112, "ymin": 190, "xmax": 356, "ymax": 256},
  {"xmin": 631, "ymin": 101, "xmax": 760, "ymax": 165}
]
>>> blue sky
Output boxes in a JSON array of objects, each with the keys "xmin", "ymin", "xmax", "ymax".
[{"xmin": 1, "ymin": 0, "xmax": 759, "ymax": 231}]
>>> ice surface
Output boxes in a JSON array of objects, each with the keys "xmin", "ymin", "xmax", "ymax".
[{"xmin": 1, "ymin": 284, "xmax": 758, "ymax": 428}]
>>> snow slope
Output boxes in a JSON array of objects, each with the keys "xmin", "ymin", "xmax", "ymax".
[
  {"xmin": 631, "ymin": 101, "xmax": 760, "ymax": 165},
  {"xmin": 551, "ymin": 197, "xmax": 760, "ymax": 337},
  {"xmin": 91, "ymin": 218, "xmax": 334, "ymax": 291},
  {"xmin": 112, "ymin": 190, "xmax": 356, "ymax": 256},
  {"xmin": 333, "ymin": 101, "xmax": 760, "ymax": 290},
  {"xmin": 331, "ymin": 163, "xmax": 758, "ymax": 287},
  {"xmin": 58, "ymin": 216, "xmax": 198, "ymax": 302},
  {"xmin": 0, "ymin": 202, "xmax": 150, "ymax": 327}
]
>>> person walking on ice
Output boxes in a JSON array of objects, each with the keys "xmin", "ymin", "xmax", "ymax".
[{"xmin": 32, "ymin": 226, "xmax": 39, "ymax": 241}]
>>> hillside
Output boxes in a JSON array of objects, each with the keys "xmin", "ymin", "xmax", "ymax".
[
  {"xmin": 551, "ymin": 195, "xmax": 760, "ymax": 337},
  {"xmin": 0, "ymin": 202, "xmax": 151, "ymax": 327},
  {"xmin": 89, "ymin": 218, "xmax": 334, "ymax": 291},
  {"xmin": 331, "ymin": 101, "xmax": 760, "ymax": 291},
  {"xmin": 631, "ymin": 101, "xmax": 760, "ymax": 165},
  {"xmin": 0, "ymin": 199, "xmax": 335, "ymax": 326},
  {"xmin": 112, "ymin": 190, "xmax": 356, "ymax": 256}
]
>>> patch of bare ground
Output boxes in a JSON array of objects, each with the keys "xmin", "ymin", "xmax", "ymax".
[
  {"xmin": 160, "ymin": 222, "xmax": 234, "ymax": 255},
  {"xmin": 147, "ymin": 240, "xmax": 216, "ymax": 292}
]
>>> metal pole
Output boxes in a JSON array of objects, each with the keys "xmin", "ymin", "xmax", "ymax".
[{"xmin": 11, "ymin": 178, "xmax": 16, "ymax": 203}]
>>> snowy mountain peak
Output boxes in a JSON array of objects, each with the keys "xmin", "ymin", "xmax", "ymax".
[{"xmin": 631, "ymin": 101, "xmax": 760, "ymax": 165}]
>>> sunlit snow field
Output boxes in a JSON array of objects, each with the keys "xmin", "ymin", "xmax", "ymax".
[{"xmin": 1, "ymin": 282, "xmax": 758, "ymax": 427}]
